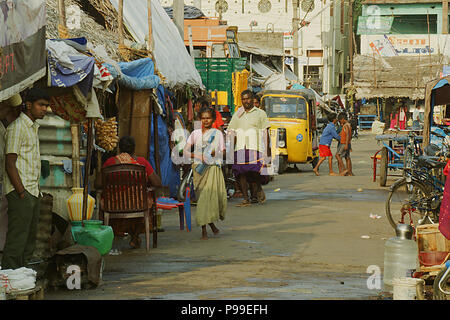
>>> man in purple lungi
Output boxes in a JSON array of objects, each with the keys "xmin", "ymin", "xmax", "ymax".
[{"xmin": 227, "ymin": 90, "xmax": 271, "ymax": 206}]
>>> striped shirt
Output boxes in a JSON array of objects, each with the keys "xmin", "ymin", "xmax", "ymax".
[{"xmin": 4, "ymin": 112, "xmax": 41, "ymax": 198}]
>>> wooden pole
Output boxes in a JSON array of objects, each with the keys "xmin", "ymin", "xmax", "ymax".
[
  {"xmin": 427, "ymin": 11, "xmax": 432, "ymax": 78},
  {"xmin": 372, "ymin": 50, "xmax": 377, "ymax": 88},
  {"xmin": 292, "ymin": 0, "xmax": 299, "ymax": 77},
  {"xmin": 147, "ymin": 0, "xmax": 153, "ymax": 53},
  {"xmin": 118, "ymin": 0, "xmax": 124, "ymax": 48},
  {"xmin": 58, "ymin": 0, "xmax": 67, "ymax": 28},
  {"xmin": 443, "ymin": 1, "xmax": 448, "ymax": 34},
  {"xmin": 349, "ymin": 0, "xmax": 354, "ymax": 86},
  {"xmin": 250, "ymin": 54, "xmax": 253, "ymax": 87},
  {"xmin": 71, "ymin": 124, "xmax": 81, "ymax": 188},
  {"xmin": 58, "ymin": 0, "xmax": 69, "ymax": 38},
  {"xmin": 153, "ymin": 110, "xmax": 161, "ymax": 177},
  {"xmin": 82, "ymin": 118, "xmax": 94, "ymax": 225}
]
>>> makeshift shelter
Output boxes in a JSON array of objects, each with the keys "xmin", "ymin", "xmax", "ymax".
[
  {"xmin": 0, "ymin": 0, "xmax": 47, "ymax": 101},
  {"xmin": 423, "ymin": 75, "xmax": 450, "ymax": 147},
  {"xmin": 103, "ymin": 0, "xmax": 204, "ymax": 90},
  {"xmin": 347, "ymin": 54, "xmax": 446, "ymax": 100}
]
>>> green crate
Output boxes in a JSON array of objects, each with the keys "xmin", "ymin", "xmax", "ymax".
[{"xmin": 194, "ymin": 57, "xmax": 248, "ymax": 110}]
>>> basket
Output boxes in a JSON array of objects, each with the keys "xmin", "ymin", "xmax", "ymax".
[{"xmin": 416, "ymin": 224, "xmax": 450, "ymax": 252}]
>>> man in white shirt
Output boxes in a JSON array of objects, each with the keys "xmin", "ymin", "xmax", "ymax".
[{"xmin": 227, "ymin": 90, "xmax": 271, "ymax": 206}]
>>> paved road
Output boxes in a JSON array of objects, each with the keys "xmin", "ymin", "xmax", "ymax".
[{"xmin": 45, "ymin": 132, "xmax": 396, "ymax": 300}]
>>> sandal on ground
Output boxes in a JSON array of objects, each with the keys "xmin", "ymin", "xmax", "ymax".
[{"xmin": 235, "ymin": 199, "xmax": 251, "ymax": 207}]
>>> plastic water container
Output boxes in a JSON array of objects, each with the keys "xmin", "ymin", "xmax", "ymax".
[{"xmin": 383, "ymin": 224, "xmax": 419, "ymax": 291}]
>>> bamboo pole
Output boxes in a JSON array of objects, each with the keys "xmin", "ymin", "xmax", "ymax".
[
  {"xmin": 147, "ymin": 0, "xmax": 153, "ymax": 53},
  {"xmin": 58, "ymin": 0, "xmax": 70, "ymax": 38},
  {"xmin": 427, "ymin": 12, "xmax": 432, "ymax": 78},
  {"xmin": 372, "ymin": 50, "xmax": 377, "ymax": 88},
  {"xmin": 82, "ymin": 118, "xmax": 94, "ymax": 225},
  {"xmin": 349, "ymin": 0, "xmax": 354, "ymax": 86},
  {"xmin": 118, "ymin": 0, "xmax": 124, "ymax": 51},
  {"xmin": 71, "ymin": 124, "xmax": 81, "ymax": 188}
]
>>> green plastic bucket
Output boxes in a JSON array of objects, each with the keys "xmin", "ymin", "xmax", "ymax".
[{"xmin": 71, "ymin": 220, "xmax": 114, "ymax": 255}]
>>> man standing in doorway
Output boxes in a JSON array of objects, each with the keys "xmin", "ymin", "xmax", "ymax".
[
  {"xmin": 228, "ymin": 90, "xmax": 271, "ymax": 206},
  {"xmin": 412, "ymin": 105, "xmax": 423, "ymax": 130},
  {"xmin": 1, "ymin": 88, "xmax": 49, "ymax": 270}
]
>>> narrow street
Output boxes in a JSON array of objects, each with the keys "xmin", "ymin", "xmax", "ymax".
[{"xmin": 45, "ymin": 132, "xmax": 396, "ymax": 300}]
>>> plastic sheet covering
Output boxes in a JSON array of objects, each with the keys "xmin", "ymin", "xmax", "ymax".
[
  {"xmin": 148, "ymin": 85, "xmax": 180, "ymax": 198},
  {"xmin": 109, "ymin": 0, "xmax": 203, "ymax": 89},
  {"xmin": 105, "ymin": 58, "xmax": 160, "ymax": 90}
]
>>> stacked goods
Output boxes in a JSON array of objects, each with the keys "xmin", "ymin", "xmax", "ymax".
[{"xmin": 95, "ymin": 117, "xmax": 119, "ymax": 151}]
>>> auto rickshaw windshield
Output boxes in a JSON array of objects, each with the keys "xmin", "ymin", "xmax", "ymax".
[{"xmin": 264, "ymin": 96, "xmax": 307, "ymax": 120}]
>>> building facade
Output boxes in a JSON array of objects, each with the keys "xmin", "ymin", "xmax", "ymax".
[
  {"xmin": 352, "ymin": 0, "xmax": 450, "ymax": 121},
  {"xmin": 358, "ymin": 0, "xmax": 450, "ymax": 58},
  {"xmin": 159, "ymin": 0, "xmax": 351, "ymax": 95}
]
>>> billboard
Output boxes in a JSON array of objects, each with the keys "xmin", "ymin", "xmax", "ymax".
[
  {"xmin": 362, "ymin": 34, "xmax": 450, "ymax": 57},
  {"xmin": 0, "ymin": 0, "xmax": 47, "ymax": 101}
]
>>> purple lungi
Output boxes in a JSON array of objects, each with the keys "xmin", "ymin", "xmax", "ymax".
[{"xmin": 232, "ymin": 149, "xmax": 269, "ymax": 185}]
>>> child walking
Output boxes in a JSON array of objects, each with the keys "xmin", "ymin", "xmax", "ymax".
[
  {"xmin": 184, "ymin": 106, "xmax": 227, "ymax": 240},
  {"xmin": 313, "ymin": 113, "xmax": 341, "ymax": 176},
  {"xmin": 335, "ymin": 112, "xmax": 353, "ymax": 176}
]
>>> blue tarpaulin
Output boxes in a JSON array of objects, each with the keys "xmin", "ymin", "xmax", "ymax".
[
  {"xmin": 291, "ymin": 83, "xmax": 306, "ymax": 90},
  {"xmin": 47, "ymin": 50, "xmax": 95, "ymax": 98},
  {"xmin": 148, "ymin": 85, "xmax": 180, "ymax": 198},
  {"xmin": 105, "ymin": 58, "xmax": 160, "ymax": 90}
]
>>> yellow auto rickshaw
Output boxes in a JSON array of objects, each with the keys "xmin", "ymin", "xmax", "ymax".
[{"xmin": 261, "ymin": 89, "xmax": 319, "ymax": 173}]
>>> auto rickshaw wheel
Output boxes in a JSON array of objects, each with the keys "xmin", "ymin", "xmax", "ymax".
[
  {"xmin": 278, "ymin": 155, "xmax": 288, "ymax": 174},
  {"xmin": 379, "ymin": 147, "xmax": 388, "ymax": 187}
]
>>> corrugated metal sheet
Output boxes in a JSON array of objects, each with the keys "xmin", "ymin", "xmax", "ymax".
[{"xmin": 37, "ymin": 114, "xmax": 74, "ymax": 220}]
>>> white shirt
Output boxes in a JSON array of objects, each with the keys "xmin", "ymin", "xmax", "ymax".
[{"xmin": 228, "ymin": 107, "xmax": 271, "ymax": 152}]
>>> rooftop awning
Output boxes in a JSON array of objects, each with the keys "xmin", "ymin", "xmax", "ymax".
[{"xmin": 239, "ymin": 41, "xmax": 284, "ymax": 57}]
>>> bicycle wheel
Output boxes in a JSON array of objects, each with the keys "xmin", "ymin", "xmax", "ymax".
[
  {"xmin": 433, "ymin": 265, "xmax": 450, "ymax": 300},
  {"xmin": 385, "ymin": 179, "xmax": 429, "ymax": 230},
  {"xmin": 379, "ymin": 147, "xmax": 388, "ymax": 187}
]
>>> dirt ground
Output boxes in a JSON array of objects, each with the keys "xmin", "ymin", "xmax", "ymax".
[{"xmin": 44, "ymin": 132, "xmax": 398, "ymax": 300}]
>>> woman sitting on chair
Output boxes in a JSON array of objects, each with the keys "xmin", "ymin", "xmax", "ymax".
[{"xmin": 100, "ymin": 136, "xmax": 162, "ymax": 249}]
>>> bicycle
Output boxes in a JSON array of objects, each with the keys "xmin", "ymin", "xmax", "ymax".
[
  {"xmin": 385, "ymin": 155, "xmax": 446, "ymax": 232},
  {"xmin": 433, "ymin": 260, "xmax": 450, "ymax": 300}
]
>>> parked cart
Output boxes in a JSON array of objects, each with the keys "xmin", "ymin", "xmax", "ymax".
[{"xmin": 414, "ymin": 224, "xmax": 450, "ymax": 300}]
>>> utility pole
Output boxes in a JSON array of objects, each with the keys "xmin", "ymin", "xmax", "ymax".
[
  {"xmin": 349, "ymin": 0, "xmax": 354, "ymax": 86},
  {"xmin": 348, "ymin": 0, "xmax": 354, "ymax": 113},
  {"xmin": 173, "ymin": 0, "xmax": 184, "ymax": 39},
  {"xmin": 292, "ymin": 0, "xmax": 300, "ymax": 77}
]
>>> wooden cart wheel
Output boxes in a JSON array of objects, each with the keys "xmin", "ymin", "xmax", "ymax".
[{"xmin": 379, "ymin": 147, "xmax": 388, "ymax": 187}]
